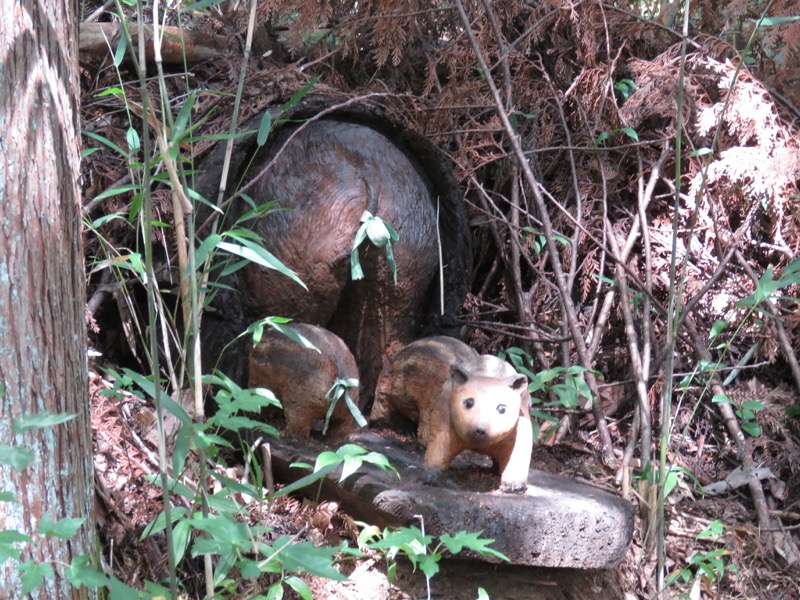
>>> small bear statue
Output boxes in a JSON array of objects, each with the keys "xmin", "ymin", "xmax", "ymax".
[
  {"xmin": 249, "ymin": 323, "xmax": 360, "ymax": 439},
  {"xmin": 374, "ymin": 337, "xmax": 532, "ymax": 493}
]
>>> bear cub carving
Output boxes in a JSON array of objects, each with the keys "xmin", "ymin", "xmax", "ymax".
[
  {"xmin": 249, "ymin": 323, "xmax": 360, "ymax": 439},
  {"xmin": 373, "ymin": 336, "xmax": 532, "ymax": 493}
]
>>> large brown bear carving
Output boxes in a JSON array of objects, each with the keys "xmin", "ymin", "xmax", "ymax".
[{"xmin": 195, "ymin": 96, "xmax": 470, "ymax": 406}]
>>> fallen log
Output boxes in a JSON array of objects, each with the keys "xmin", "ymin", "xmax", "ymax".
[{"xmin": 79, "ymin": 22, "xmax": 231, "ymax": 65}]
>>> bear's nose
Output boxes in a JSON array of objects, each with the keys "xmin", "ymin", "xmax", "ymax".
[{"xmin": 473, "ymin": 427, "xmax": 487, "ymax": 438}]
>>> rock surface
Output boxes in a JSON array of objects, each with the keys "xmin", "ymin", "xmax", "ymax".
[{"xmin": 269, "ymin": 431, "xmax": 634, "ymax": 569}]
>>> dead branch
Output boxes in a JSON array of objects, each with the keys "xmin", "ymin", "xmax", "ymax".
[
  {"xmin": 454, "ymin": 0, "xmax": 617, "ymax": 465},
  {"xmin": 80, "ymin": 23, "xmax": 232, "ymax": 65}
]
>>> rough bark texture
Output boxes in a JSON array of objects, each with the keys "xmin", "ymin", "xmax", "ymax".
[{"xmin": 0, "ymin": 0, "xmax": 93, "ymax": 596}]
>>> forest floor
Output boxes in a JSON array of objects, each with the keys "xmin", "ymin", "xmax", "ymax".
[
  {"xmin": 89, "ymin": 366, "xmax": 800, "ymax": 599},
  {"xmin": 80, "ymin": 1, "xmax": 800, "ymax": 598}
]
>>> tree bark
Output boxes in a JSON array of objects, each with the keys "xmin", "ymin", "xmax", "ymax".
[{"xmin": 0, "ymin": 0, "xmax": 93, "ymax": 596}]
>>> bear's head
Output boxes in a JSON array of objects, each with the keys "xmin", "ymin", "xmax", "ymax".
[{"xmin": 448, "ymin": 365, "xmax": 528, "ymax": 446}]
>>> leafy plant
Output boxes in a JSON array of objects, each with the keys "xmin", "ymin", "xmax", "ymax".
[
  {"xmin": 666, "ymin": 549, "xmax": 737, "ymax": 596},
  {"xmin": 359, "ymin": 524, "xmax": 508, "ymax": 598},
  {"xmin": 594, "ymin": 127, "xmax": 639, "ymax": 145},
  {"xmin": 350, "ymin": 210, "xmax": 400, "ymax": 284},
  {"xmin": 500, "ymin": 347, "xmax": 593, "ymax": 441},
  {"xmin": 614, "ymin": 78, "xmax": 637, "ymax": 101},
  {"xmin": 520, "ymin": 226, "xmax": 570, "ymax": 256},
  {"xmin": 325, "ymin": 377, "xmax": 367, "ymax": 432},
  {"xmin": 711, "ymin": 393, "xmax": 764, "ymax": 437},
  {"xmin": 282, "ymin": 444, "xmax": 399, "ymax": 499},
  {"xmin": 1, "ymin": 414, "xmax": 142, "ymax": 597}
]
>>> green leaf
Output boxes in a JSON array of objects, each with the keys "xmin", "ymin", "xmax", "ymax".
[
  {"xmin": 218, "ymin": 239, "xmax": 306, "ymax": 289},
  {"xmin": 264, "ymin": 320, "xmax": 320, "ymax": 351},
  {"xmin": 144, "ymin": 581, "xmax": 172, "ymax": 597},
  {"xmin": 740, "ymin": 400, "xmax": 764, "ymax": 412},
  {"xmin": 418, "ymin": 553, "xmax": 441, "ymax": 579},
  {"xmin": 280, "ymin": 76, "xmax": 321, "ymax": 113},
  {"xmin": 38, "ymin": 514, "xmax": 84, "ymax": 539},
  {"xmin": 173, "ymin": 518, "xmax": 193, "ymax": 565},
  {"xmin": 205, "ymin": 492, "xmax": 248, "ymax": 515},
  {"xmin": 96, "ymin": 86, "xmax": 125, "ymax": 98},
  {"xmin": 510, "ymin": 109, "xmax": 536, "ymax": 120},
  {"xmin": 144, "ymin": 474, "xmax": 195, "ymax": 500},
  {"xmin": 208, "ymin": 472, "xmax": 260, "ymax": 498},
  {"xmin": 709, "ymin": 320, "xmax": 728, "ymax": 339},
  {"xmin": 594, "ymin": 131, "xmax": 611, "ymax": 146},
  {"xmin": 315, "ymin": 450, "xmax": 345, "ymax": 472},
  {"xmin": 620, "ymin": 127, "xmax": 639, "ymax": 141},
  {"xmin": 172, "ymin": 92, "xmax": 196, "ymax": 143},
  {"xmin": 741, "ymin": 421, "xmax": 761, "ymax": 437},
  {"xmin": 19, "ymin": 560, "xmax": 55, "ymax": 595},
  {"xmin": 66, "ymin": 554, "xmax": 110, "ymax": 589},
  {"xmin": 161, "ymin": 394, "xmax": 193, "ymax": 427},
  {"xmin": 285, "ymin": 575, "xmax": 313, "ymax": 600},
  {"xmin": 736, "ymin": 265, "xmax": 780, "ymax": 308},
  {"xmin": 126, "ymin": 127, "xmax": 140, "ymax": 154},
  {"xmin": 266, "ymin": 581, "xmax": 285, "ymax": 600},
  {"xmin": 697, "ymin": 520, "xmax": 725, "ymax": 541},
  {"xmin": 440, "ymin": 531, "xmax": 509, "ymax": 561},
  {"xmin": 757, "ymin": 15, "xmax": 800, "ymax": 27},
  {"xmin": 0, "ymin": 446, "xmax": 34, "ymax": 470},
  {"xmin": 270, "ymin": 463, "xmax": 337, "ymax": 498},
  {"xmin": 0, "ymin": 530, "xmax": 30, "ymax": 564},
  {"xmin": 190, "ymin": 514, "xmax": 252, "ymax": 550},
  {"xmin": 172, "ymin": 424, "xmax": 192, "ymax": 477},
  {"xmin": 340, "ymin": 455, "xmax": 363, "ymax": 481},
  {"xmin": 90, "ymin": 211, "xmax": 126, "ymax": 228},
  {"xmin": 13, "ymin": 411, "xmax": 77, "ymax": 433},
  {"xmin": 83, "ymin": 130, "xmax": 132, "ymax": 161},
  {"xmin": 359, "ymin": 451, "xmax": 399, "ymax": 478},
  {"xmin": 367, "ymin": 526, "xmax": 432, "ymax": 552},
  {"xmin": 257, "ymin": 112, "xmax": 272, "ymax": 146},
  {"xmin": 113, "ymin": 34, "xmax": 127, "ymax": 66},
  {"xmin": 689, "ymin": 147, "xmax": 712, "ymax": 158},
  {"xmin": 343, "ymin": 392, "xmax": 368, "ymax": 428},
  {"xmin": 272, "ymin": 537, "xmax": 348, "ymax": 581},
  {"xmin": 663, "ymin": 468, "xmax": 680, "ymax": 496},
  {"xmin": 477, "ymin": 587, "xmax": 490, "ymax": 600},
  {"xmin": 179, "ymin": 0, "xmax": 225, "ymax": 11},
  {"xmin": 711, "ymin": 393, "xmax": 731, "ymax": 404},
  {"xmin": 106, "ymin": 575, "xmax": 141, "ymax": 600},
  {"xmin": 141, "ymin": 507, "xmax": 188, "ymax": 539},
  {"xmin": 212, "ymin": 549, "xmax": 238, "ymax": 585}
]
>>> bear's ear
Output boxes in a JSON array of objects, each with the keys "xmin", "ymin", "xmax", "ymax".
[
  {"xmin": 450, "ymin": 365, "xmax": 470, "ymax": 384},
  {"xmin": 507, "ymin": 374, "xmax": 528, "ymax": 392}
]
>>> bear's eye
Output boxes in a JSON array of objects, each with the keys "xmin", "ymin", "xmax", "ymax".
[
  {"xmin": 463, "ymin": 398, "xmax": 475, "ymax": 409},
  {"xmin": 497, "ymin": 404, "xmax": 506, "ymax": 414}
]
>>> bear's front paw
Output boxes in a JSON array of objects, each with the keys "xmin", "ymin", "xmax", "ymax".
[
  {"xmin": 421, "ymin": 465, "xmax": 445, "ymax": 486},
  {"xmin": 499, "ymin": 480, "xmax": 528, "ymax": 494}
]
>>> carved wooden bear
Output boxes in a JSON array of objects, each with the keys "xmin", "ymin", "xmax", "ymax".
[
  {"xmin": 249, "ymin": 323, "xmax": 359, "ymax": 439},
  {"xmin": 196, "ymin": 103, "xmax": 471, "ymax": 404},
  {"xmin": 374, "ymin": 337, "xmax": 532, "ymax": 493}
]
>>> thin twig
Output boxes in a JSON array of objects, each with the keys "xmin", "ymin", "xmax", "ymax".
[{"xmin": 454, "ymin": 0, "xmax": 616, "ymax": 465}]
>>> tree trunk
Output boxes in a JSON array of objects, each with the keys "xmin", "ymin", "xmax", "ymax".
[{"xmin": 0, "ymin": 0, "xmax": 93, "ymax": 596}]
